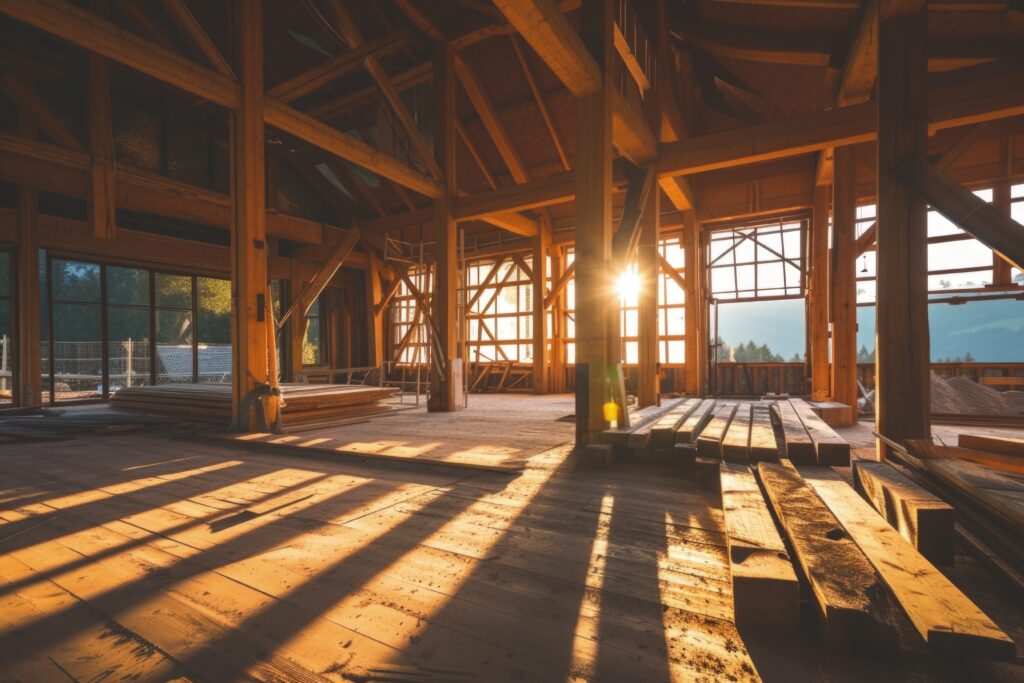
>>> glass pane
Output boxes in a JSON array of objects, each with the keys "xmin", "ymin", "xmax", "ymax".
[
  {"xmin": 303, "ymin": 317, "xmax": 322, "ymax": 365},
  {"xmin": 0, "ymin": 252, "xmax": 9, "ymax": 297},
  {"xmin": 52, "ymin": 259, "xmax": 101, "ymax": 302},
  {"xmin": 155, "ymin": 273, "xmax": 192, "ymax": 309},
  {"xmin": 197, "ymin": 277, "xmax": 231, "ymax": 344},
  {"xmin": 107, "ymin": 307, "xmax": 151, "ymax": 390},
  {"xmin": 107, "ymin": 266, "xmax": 149, "ymax": 305},
  {"xmin": 156, "ymin": 310, "xmax": 193, "ymax": 384},
  {"xmin": 52, "ymin": 302, "xmax": 102, "ymax": 400}
]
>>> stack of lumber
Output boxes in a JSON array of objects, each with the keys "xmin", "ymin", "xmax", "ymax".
[
  {"xmin": 771, "ymin": 398, "xmax": 850, "ymax": 465},
  {"xmin": 802, "ymin": 466, "xmax": 1015, "ymax": 659},
  {"xmin": 111, "ymin": 383, "xmax": 399, "ymax": 432},
  {"xmin": 602, "ymin": 398, "xmax": 816, "ymax": 466}
]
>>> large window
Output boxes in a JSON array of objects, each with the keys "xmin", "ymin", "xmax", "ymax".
[
  {"xmin": 708, "ymin": 218, "xmax": 805, "ymax": 301},
  {"xmin": 465, "ymin": 257, "xmax": 533, "ymax": 363},
  {"xmin": 855, "ymin": 184, "xmax": 1024, "ymax": 362},
  {"xmin": 389, "ymin": 266, "xmax": 430, "ymax": 364},
  {"xmin": 43, "ymin": 256, "xmax": 233, "ymax": 402},
  {"xmin": 303, "ymin": 296, "xmax": 325, "ymax": 365}
]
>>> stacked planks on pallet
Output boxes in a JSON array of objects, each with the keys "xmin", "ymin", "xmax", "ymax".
[
  {"xmin": 758, "ymin": 461, "xmax": 902, "ymax": 658},
  {"xmin": 853, "ymin": 461, "xmax": 954, "ymax": 565},
  {"xmin": 720, "ymin": 462, "xmax": 798, "ymax": 632},
  {"xmin": 111, "ymin": 383, "xmax": 400, "ymax": 432},
  {"xmin": 802, "ymin": 467, "xmax": 1015, "ymax": 659}
]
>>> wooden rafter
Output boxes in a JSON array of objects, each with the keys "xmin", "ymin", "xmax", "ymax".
[
  {"xmin": 159, "ymin": 0, "xmax": 234, "ymax": 78},
  {"xmin": 323, "ymin": 0, "xmax": 443, "ymax": 181},
  {"xmin": 0, "ymin": 0, "xmax": 443, "ymax": 198},
  {"xmin": 543, "ymin": 261, "xmax": 575, "ymax": 309},
  {"xmin": 510, "ymin": 35, "xmax": 569, "ymax": 172},
  {"xmin": 0, "ymin": 74, "xmax": 84, "ymax": 151},
  {"xmin": 855, "ymin": 221, "xmax": 877, "ymax": 256},
  {"xmin": 278, "ymin": 227, "xmax": 362, "ymax": 329},
  {"xmin": 491, "ymin": 0, "xmax": 601, "ymax": 97},
  {"xmin": 834, "ymin": 0, "xmax": 878, "ymax": 107},
  {"xmin": 465, "ymin": 257, "xmax": 507, "ymax": 311},
  {"xmin": 658, "ymin": 253, "xmax": 686, "ymax": 292},
  {"xmin": 934, "ymin": 121, "xmax": 996, "ymax": 172}
]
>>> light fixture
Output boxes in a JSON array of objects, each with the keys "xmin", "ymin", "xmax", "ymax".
[{"xmin": 860, "ymin": 256, "xmax": 868, "ymax": 274}]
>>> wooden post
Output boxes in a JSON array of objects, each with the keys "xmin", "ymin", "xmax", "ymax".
[
  {"xmin": 809, "ymin": 183, "xmax": 831, "ymax": 400},
  {"xmin": 683, "ymin": 210, "xmax": 704, "ymax": 396},
  {"xmin": 88, "ymin": 0, "xmax": 115, "ymax": 240},
  {"xmin": 992, "ymin": 181, "xmax": 1013, "ymax": 286},
  {"xmin": 429, "ymin": 39, "xmax": 459, "ymax": 411},
  {"xmin": 831, "ymin": 146, "xmax": 857, "ymax": 419},
  {"xmin": 289, "ymin": 259, "xmax": 306, "ymax": 378},
  {"xmin": 574, "ymin": 0, "xmax": 615, "ymax": 444},
  {"xmin": 16, "ymin": 183, "xmax": 42, "ymax": 407},
  {"xmin": 366, "ymin": 251, "xmax": 384, "ymax": 368},
  {"xmin": 876, "ymin": 1, "xmax": 929, "ymax": 458},
  {"xmin": 532, "ymin": 223, "xmax": 551, "ymax": 393},
  {"xmin": 548, "ymin": 245, "xmax": 566, "ymax": 393},
  {"xmin": 636, "ymin": 186, "xmax": 659, "ymax": 406},
  {"xmin": 229, "ymin": 0, "xmax": 276, "ymax": 430}
]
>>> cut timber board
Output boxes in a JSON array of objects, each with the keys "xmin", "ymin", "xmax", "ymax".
[
  {"xmin": 627, "ymin": 397, "xmax": 688, "ymax": 448},
  {"xmin": 802, "ymin": 466, "xmax": 1015, "ymax": 660},
  {"xmin": 721, "ymin": 404, "xmax": 752, "ymax": 463},
  {"xmin": 601, "ymin": 402, "xmax": 668, "ymax": 447},
  {"xmin": 649, "ymin": 397, "xmax": 701, "ymax": 446},
  {"xmin": 853, "ymin": 461, "xmax": 954, "ymax": 566},
  {"xmin": 757, "ymin": 461, "xmax": 901, "ymax": 658},
  {"xmin": 771, "ymin": 400, "xmax": 816, "ymax": 464},
  {"xmin": 957, "ymin": 433, "xmax": 1024, "ymax": 458},
  {"xmin": 749, "ymin": 404, "xmax": 780, "ymax": 462},
  {"xmin": 675, "ymin": 399, "xmax": 717, "ymax": 444},
  {"xmin": 697, "ymin": 403, "xmax": 737, "ymax": 458},
  {"xmin": 719, "ymin": 462, "xmax": 798, "ymax": 632},
  {"xmin": 937, "ymin": 447, "xmax": 1024, "ymax": 477},
  {"xmin": 790, "ymin": 399, "xmax": 850, "ymax": 466}
]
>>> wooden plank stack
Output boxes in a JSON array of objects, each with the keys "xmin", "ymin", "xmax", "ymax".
[
  {"xmin": 772, "ymin": 399, "xmax": 850, "ymax": 465},
  {"xmin": 111, "ymin": 383, "xmax": 399, "ymax": 432}
]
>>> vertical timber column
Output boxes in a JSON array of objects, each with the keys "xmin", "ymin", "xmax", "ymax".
[
  {"xmin": 549, "ymin": 246, "xmax": 566, "ymax": 393},
  {"xmin": 809, "ymin": 184, "xmax": 831, "ymax": 400},
  {"xmin": 575, "ymin": 0, "xmax": 615, "ymax": 443},
  {"xmin": 230, "ymin": 0, "xmax": 275, "ymax": 430},
  {"xmin": 682, "ymin": 210, "xmax": 704, "ymax": 395},
  {"xmin": 876, "ymin": 1, "xmax": 930, "ymax": 457},
  {"xmin": 532, "ymin": 223, "xmax": 551, "ymax": 393},
  {"xmin": 367, "ymin": 252, "xmax": 385, "ymax": 369},
  {"xmin": 636, "ymin": 188, "xmax": 660, "ymax": 407},
  {"xmin": 429, "ymin": 40, "xmax": 459, "ymax": 411},
  {"xmin": 17, "ymin": 185, "xmax": 41, "ymax": 407},
  {"xmin": 831, "ymin": 146, "xmax": 857, "ymax": 419},
  {"xmin": 88, "ymin": 0, "xmax": 115, "ymax": 240},
  {"xmin": 992, "ymin": 182, "xmax": 1013, "ymax": 286}
]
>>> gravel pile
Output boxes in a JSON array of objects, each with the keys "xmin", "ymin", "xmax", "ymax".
[{"xmin": 930, "ymin": 372, "xmax": 1024, "ymax": 416}]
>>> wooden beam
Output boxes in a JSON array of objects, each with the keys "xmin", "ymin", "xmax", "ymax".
[
  {"xmin": 611, "ymin": 89, "xmax": 657, "ymax": 164},
  {"xmin": 657, "ymin": 72, "xmax": 1024, "ymax": 178},
  {"xmin": 682, "ymin": 211, "xmax": 704, "ymax": 396},
  {"xmin": 613, "ymin": 23, "xmax": 650, "ymax": 92},
  {"xmin": 720, "ymin": 462, "xmax": 799, "ymax": 632},
  {"xmin": 636, "ymin": 187, "xmax": 659, "ymax": 407},
  {"xmin": 809, "ymin": 184, "xmax": 830, "ymax": 401},
  {"xmin": 678, "ymin": 18, "xmax": 839, "ymax": 67},
  {"xmin": 0, "ymin": 0, "xmax": 442, "ymax": 198},
  {"xmin": 366, "ymin": 252, "xmax": 385, "ymax": 368},
  {"xmin": 491, "ymin": 0, "xmax": 601, "ymax": 97},
  {"xmin": 278, "ymin": 227, "xmax": 361, "ymax": 330},
  {"xmin": 612, "ymin": 165, "xmax": 656, "ymax": 265},
  {"xmin": 574, "ymin": 0, "xmax": 615, "ymax": 444},
  {"xmin": 855, "ymin": 221, "xmax": 877, "ymax": 256},
  {"xmin": 230, "ymin": 0, "xmax": 275, "ymax": 431},
  {"xmin": 758, "ymin": 462, "xmax": 901, "ymax": 657},
  {"xmin": 544, "ymin": 260, "xmax": 575, "ymax": 309},
  {"xmin": 324, "ymin": 0, "xmax": 442, "ymax": 181},
  {"xmin": 480, "ymin": 211, "xmax": 539, "ymax": 237},
  {"xmin": 511, "ymin": 35, "xmax": 570, "ymax": 172},
  {"xmin": 266, "ymin": 31, "xmax": 408, "ymax": 103},
  {"xmin": 876, "ymin": 1, "xmax": 930, "ymax": 458},
  {"xmin": 16, "ymin": 184, "xmax": 42, "ymax": 407},
  {"xmin": 159, "ymin": 0, "xmax": 233, "ymax": 77},
  {"xmin": 533, "ymin": 225, "xmax": 551, "ymax": 393},
  {"xmin": 455, "ymin": 170, "xmax": 576, "ymax": 220},
  {"xmin": 87, "ymin": 25, "xmax": 115, "ymax": 241},
  {"xmin": 307, "ymin": 62, "xmax": 432, "ymax": 122},
  {"xmin": 429, "ymin": 40, "xmax": 459, "ymax": 411},
  {"xmin": 897, "ymin": 155, "xmax": 1024, "ymax": 270},
  {"xmin": 830, "ymin": 146, "xmax": 857, "ymax": 414},
  {"xmin": 455, "ymin": 55, "xmax": 529, "ymax": 184},
  {"xmin": 834, "ymin": 0, "xmax": 878, "ymax": 106},
  {"xmin": 933, "ymin": 120, "xmax": 995, "ymax": 172},
  {"xmin": 0, "ymin": 74, "xmax": 84, "ymax": 151}
]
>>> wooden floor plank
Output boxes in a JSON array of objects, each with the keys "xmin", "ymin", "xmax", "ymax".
[
  {"xmin": 675, "ymin": 399, "xmax": 717, "ymax": 444},
  {"xmin": 722, "ymin": 404, "xmax": 753, "ymax": 463},
  {"xmin": 771, "ymin": 401, "xmax": 816, "ymax": 464},
  {"xmin": 749, "ymin": 404, "xmax": 780, "ymax": 461}
]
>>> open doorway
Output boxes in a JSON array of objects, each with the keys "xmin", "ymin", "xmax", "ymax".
[{"xmin": 706, "ymin": 216, "xmax": 808, "ymax": 395}]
